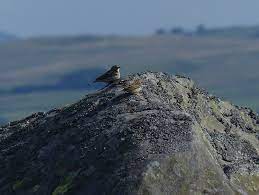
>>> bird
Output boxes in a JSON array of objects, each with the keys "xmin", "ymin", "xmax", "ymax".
[
  {"xmin": 94, "ymin": 65, "xmax": 120, "ymax": 84},
  {"xmin": 122, "ymin": 79, "xmax": 142, "ymax": 95}
]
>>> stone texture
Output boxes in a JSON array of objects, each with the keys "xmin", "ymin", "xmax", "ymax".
[{"xmin": 0, "ymin": 72, "xmax": 258, "ymax": 195}]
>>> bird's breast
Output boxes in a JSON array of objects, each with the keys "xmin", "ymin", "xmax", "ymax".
[{"xmin": 113, "ymin": 70, "xmax": 120, "ymax": 79}]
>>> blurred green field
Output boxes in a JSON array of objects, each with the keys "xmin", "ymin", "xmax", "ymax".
[
  {"xmin": 1, "ymin": 31, "xmax": 259, "ymax": 124},
  {"xmin": 0, "ymin": 90, "xmax": 91, "ymax": 121}
]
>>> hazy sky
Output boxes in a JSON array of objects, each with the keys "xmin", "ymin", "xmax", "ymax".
[{"xmin": 1, "ymin": 0, "xmax": 259, "ymax": 37}]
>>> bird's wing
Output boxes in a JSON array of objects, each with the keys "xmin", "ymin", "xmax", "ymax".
[{"xmin": 95, "ymin": 69, "xmax": 113, "ymax": 81}]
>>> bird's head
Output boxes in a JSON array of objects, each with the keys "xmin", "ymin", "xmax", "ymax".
[{"xmin": 111, "ymin": 65, "xmax": 120, "ymax": 71}]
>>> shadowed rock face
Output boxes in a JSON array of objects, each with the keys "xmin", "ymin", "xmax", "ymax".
[{"xmin": 0, "ymin": 72, "xmax": 259, "ymax": 195}]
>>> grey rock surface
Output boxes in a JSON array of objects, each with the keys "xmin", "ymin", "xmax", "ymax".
[{"xmin": 0, "ymin": 72, "xmax": 259, "ymax": 195}]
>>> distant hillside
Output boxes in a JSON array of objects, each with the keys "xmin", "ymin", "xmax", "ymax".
[
  {"xmin": 0, "ymin": 117, "xmax": 7, "ymax": 126},
  {"xmin": 195, "ymin": 25, "xmax": 259, "ymax": 38},
  {"xmin": 162, "ymin": 25, "xmax": 259, "ymax": 39},
  {"xmin": 0, "ymin": 31, "xmax": 17, "ymax": 43},
  {"xmin": 2, "ymin": 26, "xmax": 259, "ymax": 122}
]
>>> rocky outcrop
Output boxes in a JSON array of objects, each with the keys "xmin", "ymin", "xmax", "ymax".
[{"xmin": 0, "ymin": 72, "xmax": 259, "ymax": 195}]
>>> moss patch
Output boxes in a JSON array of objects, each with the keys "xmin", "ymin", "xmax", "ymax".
[
  {"xmin": 210, "ymin": 100, "xmax": 220, "ymax": 115},
  {"xmin": 12, "ymin": 177, "xmax": 32, "ymax": 191},
  {"xmin": 201, "ymin": 115, "xmax": 225, "ymax": 133},
  {"xmin": 240, "ymin": 111, "xmax": 254, "ymax": 129},
  {"xmin": 13, "ymin": 180, "xmax": 25, "ymax": 191},
  {"xmin": 52, "ymin": 170, "xmax": 80, "ymax": 195},
  {"xmin": 231, "ymin": 173, "xmax": 259, "ymax": 194}
]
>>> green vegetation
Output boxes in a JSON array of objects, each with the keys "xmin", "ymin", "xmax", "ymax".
[
  {"xmin": 52, "ymin": 171, "xmax": 80, "ymax": 195},
  {"xmin": 12, "ymin": 180, "xmax": 25, "ymax": 191},
  {"xmin": 0, "ymin": 90, "xmax": 91, "ymax": 122},
  {"xmin": 12, "ymin": 178, "xmax": 33, "ymax": 191},
  {"xmin": 231, "ymin": 173, "xmax": 259, "ymax": 194}
]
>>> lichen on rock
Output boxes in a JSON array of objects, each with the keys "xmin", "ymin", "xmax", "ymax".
[{"xmin": 0, "ymin": 72, "xmax": 258, "ymax": 195}]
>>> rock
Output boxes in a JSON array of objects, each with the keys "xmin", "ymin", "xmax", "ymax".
[{"xmin": 0, "ymin": 72, "xmax": 258, "ymax": 195}]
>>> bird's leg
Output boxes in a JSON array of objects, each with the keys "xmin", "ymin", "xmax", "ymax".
[{"xmin": 98, "ymin": 83, "xmax": 111, "ymax": 91}]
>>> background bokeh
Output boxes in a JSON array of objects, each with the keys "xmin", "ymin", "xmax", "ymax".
[{"xmin": 1, "ymin": 1, "xmax": 259, "ymax": 124}]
